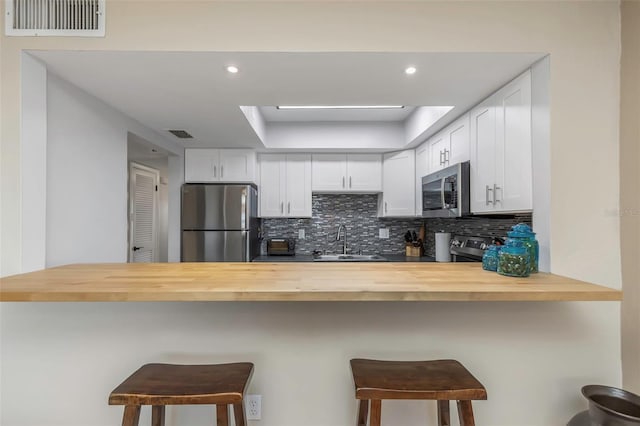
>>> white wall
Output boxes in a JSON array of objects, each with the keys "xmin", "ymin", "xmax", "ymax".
[
  {"xmin": 168, "ymin": 154, "xmax": 184, "ymax": 262},
  {"xmin": 265, "ymin": 121, "xmax": 405, "ymax": 151},
  {"xmin": 240, "ymin": 105, "xmax": 267, "ymax": 144},
  {"xmin": 42, "ymin": 70, "xmax": 183, "ymax": 267},
  {"xmin": 20, "ymin": 54, "xmax": 47, "ymax": 272},
  {"xmin": 620, "ymin": 0, "xmax": 640, "ymax": 394},
  {"xmin": 46, "ymin": 74, "xmax": 129, "ymax": 265},
  {"xmin": 531, "ymin": 56, "xmax": 551, "ymax": 272},
  {"xmin": 0, "ymin": 302, "xmax": 622, "ymax": 426},
  {"xmin": 0, "ymin": 2, "xmax": 625, "ymax": 426},
  {"xmin": 404, "ymin": 106, "xmax": 453, "ymax": 145}
]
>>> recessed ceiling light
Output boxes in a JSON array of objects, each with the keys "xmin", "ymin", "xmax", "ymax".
[
  {"xmin": 226, "ymin": 65, "xmax": 239, "ymax": 74},
  {"xmin": 405, "ymin": 66, "xmax": 417, "ymax": 75},
  {"xmin": 276, "ymin": 105, "xmax": 404, "ymax": 110}
]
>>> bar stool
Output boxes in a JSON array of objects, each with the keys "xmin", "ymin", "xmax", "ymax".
[
  {"xmin": 109, "ymin": 362, "xmax": 253, "ymax": 426},
  {"xmin": 350, "ymin": 358, "xmax": 487, "ymax": 426}
]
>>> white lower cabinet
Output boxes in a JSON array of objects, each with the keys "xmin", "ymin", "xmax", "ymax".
[
  {"xmin": 470, "ymin": 70, "xmax": 533, "ymax": 214},
  {"xmin": 259, "ymin": 154, "xmax": 311, "ymax": 218},
  {"xmin": 381, "ymin": 150, "xmax": 415, "ymax": 217}
]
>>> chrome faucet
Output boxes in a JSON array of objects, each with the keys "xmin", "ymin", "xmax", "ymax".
[{"xmin": 336, "ymin": 224, "xmax": 348, "ymax": 255}]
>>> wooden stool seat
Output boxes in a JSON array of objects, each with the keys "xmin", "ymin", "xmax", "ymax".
[
  {"xmin": 109, "ymin": 363, "xmax": 253, "ymax": 426},
  {"xmin": 350, "ymin": 359, "xmax": 486, "ymax": 426}
]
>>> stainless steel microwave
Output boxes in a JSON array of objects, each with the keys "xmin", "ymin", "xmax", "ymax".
[{"xmin": 421, "ymin": 161, "xmax": 470, "ymax": 218}]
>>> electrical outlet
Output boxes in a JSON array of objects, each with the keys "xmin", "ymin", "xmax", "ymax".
[
  {"xmin": 379, "ymin": 228, "xmax": 390, "ymax": 239},
  {"xmin": 246, "ymin": 394, "xmax": 261, "ymax": 420},
  {"xmin": 298, "ymin": 229, "xmax": 305, "ymax": 239}
]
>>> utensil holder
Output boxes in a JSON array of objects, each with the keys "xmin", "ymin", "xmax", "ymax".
[{"xmin": 405, "ymin": 245, "xmax": 421, "ymax": 257}]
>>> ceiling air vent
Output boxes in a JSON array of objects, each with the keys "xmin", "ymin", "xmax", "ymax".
[
  {"xmin": 167, "ymin": 130, "xmax": 194, "ymax": 139},
  {"xmin": 5, "ymin": 0, "xmax": 105, "ymax": 37}
]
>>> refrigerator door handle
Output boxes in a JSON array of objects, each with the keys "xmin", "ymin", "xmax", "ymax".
[{"xmin": 241, "ymin": 191, "xmax": 247, "ymax": 228}]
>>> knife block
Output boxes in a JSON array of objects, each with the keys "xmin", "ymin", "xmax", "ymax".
[{"xmin": 405, "ymin": 245, "xmax": 422, "ymax": 257}]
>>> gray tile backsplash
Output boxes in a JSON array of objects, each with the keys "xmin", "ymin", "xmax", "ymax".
[{"xmin": 261, "ymin": 194, "xmax": 531, "ymax": 256}]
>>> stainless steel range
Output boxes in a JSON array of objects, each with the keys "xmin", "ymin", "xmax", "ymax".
[{"xmin": 449, "ymin": 235, "xmax": 499, "ymax": 262}]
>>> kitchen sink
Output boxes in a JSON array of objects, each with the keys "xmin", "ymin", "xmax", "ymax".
[{"xmin": 312, "ymin": 254, "xmax": 388, "ymax": 262}]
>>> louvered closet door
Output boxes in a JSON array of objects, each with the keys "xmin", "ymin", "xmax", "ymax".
[{"xmin": 129, "ymin": 164, "xmax": 158, "ymax": 263}]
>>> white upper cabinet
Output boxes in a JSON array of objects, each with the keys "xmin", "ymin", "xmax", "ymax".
[
  {"xmin": 381, "ymin": 150, "xmax": 415, "ymax": 217},
  {"xmin": 259, "ymin": 154, "xmax": 311, "ymax": 218},
  {"xmin": 218, "ymin": 150, "xmax": 256, "ymax": 182},
  {"xmin": 259, "ymin": 154, "xmax": 286, "ymax": 217},
  {"xmin": 415, "ymin": 142, "xmax": 429, "ymax": 215},
  {"xmin": 184, "ymin": 149, "xmax": 256, "ymax": 183},
  {"xmin": 345, "ymin": 154, "xmax": 382, "ymax": 192},
  {"xmin": 285, "ymin": 154, "xmax": 312, "ymax": 217},
  {"xmin": 470, "ymin": 70, "xmax": 532, "ymax": 214},
  {"xmin": 428, "ymin": 132, "xmax": 448, "ymax": 173},
  {"xmin": 470, "ymin": 96, "xmax": 498, "ymax": 213},
  {"xmin": 311, "ymin": 154, "xmax": 347, "ymax": 191},
  {"xmin": 184, "ymin": 149, "xmax": 219, "ymax": 182},
  {"xmin": 448, "ymin": 114, "xmax": 470, "ymax": 165},
  {"xmin": 312, "ymin": 154, "xmax": 382, "ymax": 192},
  {"xmin": 426, "ymin": 113, "xmax": 470, "ymax": 174}
]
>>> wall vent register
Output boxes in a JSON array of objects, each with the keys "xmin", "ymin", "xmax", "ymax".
[{"xmin": 5, "ymin": 0, "xmax": 105, "ymax": 36}]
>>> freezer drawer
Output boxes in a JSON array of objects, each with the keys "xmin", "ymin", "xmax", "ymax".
[{"xmin": 182, "ymin": 231, "xmax": 250, "ymax": 262}]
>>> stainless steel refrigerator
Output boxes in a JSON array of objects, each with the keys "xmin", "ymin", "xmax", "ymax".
[{"xmin": 181, "ymin": 183, "xmax": 259, "ymax": 262}]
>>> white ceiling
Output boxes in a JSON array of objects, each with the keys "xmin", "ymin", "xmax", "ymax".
[
  {"xmin": 31, "ymin": 51, "xmax": 545, "ymax": 150},
  {"xmin": 127, "ymin": 132, "xmax": 170, "ymax": 161}
]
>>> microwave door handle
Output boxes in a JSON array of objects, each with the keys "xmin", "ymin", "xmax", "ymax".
[{"xmin": 441, "ymin": 178, "xmax": 447, "ymax": 209}]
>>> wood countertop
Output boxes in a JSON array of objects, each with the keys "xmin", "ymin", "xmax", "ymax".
[{"xmin": 0, "ymin": 263, "xmax": 621, "ymax": 302}]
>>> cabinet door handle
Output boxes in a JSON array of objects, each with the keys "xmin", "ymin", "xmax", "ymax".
[
  {"xmin": 342, "ymin": 176, "xmax": 345, "ymax": 188},
  {"xmin": 494, "ymin": 184, "xmax": 501, "ymax": 203},
  {"xmin": 281, "ymin": 202, "xmax": 284, "ymax": 213},
  {"xmin": 439, "ymin": 151, "xmax": 444, "ymax": 166},
  {"xmin": 486, "ymin": 185, "xmax": 494, "ymax": 205},
  {"xmin": 349, "ymin": 176, "xmax": 352, "ymax": 188},
  {"xmin": 288, "ymin": 202, "xmax": 291, "ymax": 214},
  {"xmin": 385, "ymin": 202, "xmax": 388, "ymax": 213},
  {"xmin": 220, "ymin": 165, "xmax": 224, "ymax": 178},
  {"xmin": 213, "ymin": 165, "xmax": 217, "ymax": 178},
  {"xmin": 444, "ymin": 149, "xmax": 450, "ymax": 164}
]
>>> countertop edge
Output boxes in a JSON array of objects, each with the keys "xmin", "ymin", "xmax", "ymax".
[{"xmin": 0, "ymin": 263, "xmax": 623, "ymax": 302}]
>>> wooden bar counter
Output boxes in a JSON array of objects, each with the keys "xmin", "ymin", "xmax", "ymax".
[{"xmin": 0, "ymin": 262, "xmax": 621, "ymax": 302}]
